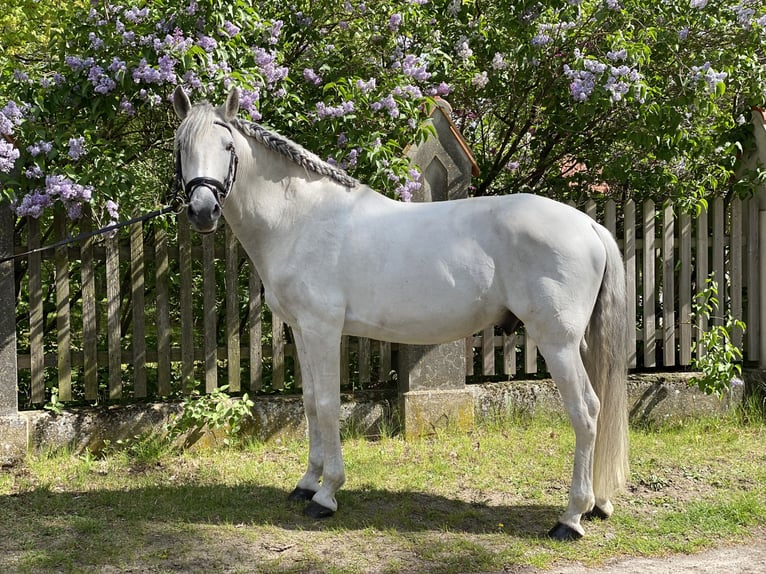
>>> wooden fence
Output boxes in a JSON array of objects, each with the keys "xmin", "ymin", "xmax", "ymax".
[{"xmin": 13, "ymin": 196, "xmax": 759, "ymax": 407}]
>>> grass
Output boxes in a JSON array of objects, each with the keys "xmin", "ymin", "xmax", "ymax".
[{"xmin": 0, "ymin": 409, "xmax": 764, "ymax": 573}]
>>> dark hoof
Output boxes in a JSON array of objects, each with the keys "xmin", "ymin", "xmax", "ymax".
[
  {"xmin": 547, "ymin": 522, "xmax": 583, "ymax": 541},
  {"xmin": 304, "ymin": 501, "xmax": 335, "ymax": 519},
  {"xmin": 583, "ymin": 505, "xmax": 610, "ymax": 521},
  {"xmin": 287, "ymin": 487, "xmax": 316, "ymax": 503}
]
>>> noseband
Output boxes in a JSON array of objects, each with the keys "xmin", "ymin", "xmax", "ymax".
[{"xmin": 174, "ymin": 120, "xmax": 239, "ymax": 209}]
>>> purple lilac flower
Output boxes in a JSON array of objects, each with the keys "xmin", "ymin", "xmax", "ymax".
[
  {"xmin": 372, "ymin": 94, "xmax": 399, "ymax": 118},
  {"xmin": 402, "ymin": 54, "xmax": 431, "ymax": 81},
  {"xmin": 345, "ymin": 148, "xmax": 359, "ymax": 168},
  {"xmin": 186, "ymin": 1, "xmax": 198, "ymax": 15},
  {"xmin": 690, "ymin": 0, "xmax": 708, "ymax": 8},
  {"xmin": 124, "ymin": 7, "xmax": 150, "ymax": 23},
  {"xmin": 65, "ymin": 56, "xmax": 95, "ymax": 72},
  {"xmin": 605, "ymin": 0, "xmax": 621, "ymax": 9},
  {"xmin": 105, "ymin": 200, "xmax": 119, "ymax": 220},
  {"xmin": 691, "ymin": 62, "xmax": 727, "ymax": 94},
  {"xmin": 89, "ymin": 32, "xmax": 104, "ymax": 50},
  {"xmin": 0, "ymin": 140, "xmax": 20, "ymax": 173},
  {"xmin": 304, "ymin": 68, "xmax": 323, "ymax": 85},
  {"xmin": 14, "ymin": 70, "xmax": 30, "ymax": 83},
  {"xmin": 531, "ymin": 34, "xmax": 552, "ymax": 47},
  {"xmin": 119, "ymin": 98, "xmax": 135, "ymax": 115},
  {"xmin": 448, "ymin": 0, "xmax": 461, "ymax": 16},
  {"xmin": 46, "ymin": 174, "xmax": 93, "ymax": 202},
  {"xmin": 196, "ymin": 34, "xmax": 217, "ymax": 52},
  {"xmin": 356, "ymin": 78, "xmax": 376, "ymax": 94},
  {"xmin": 239, "ymin": 88, "xmax": 262, "ymax": 120},
  {"xmin": 222, "ymin": 20, "xmax": 240, "ymax": 37},
  {"xmin": 269, "ymin": 20, "xmax": 284, "ymax": 44},
  {"xmin": 88, "ymin": 65, "xmax": 117, "ymax": 94},
  {"xmin": 253, "ymin": 48, "xmax": 288, "ymax": 86},
  {"xmin": 607, "ymin": 48, "xmax": 627, "ymax": 61},
  {"xmin": 388, "ymin": 13, "xmax": 403, "ymax": 31},
  {"xmin": 158, "ymin": 55, "xmax": 177, "ymax": 83},
  {"xmin": 564, "ymin": 64, "xmax": 597, "ymax": 101},
  {"xmin": 456, "ymin": 38, "xmax": 472, "ymax": 61},
  {"xmin": 68, "ymin": 137, "xmax": 86, "ymax": 160},
  {"xmin": 108, "ymin": 57, "xmax": 127, "ymax": 74},
  {"xmin": 132, "ymin": 59, "xmax": 162, "ymax": 84},
  {"xmin": 316, "ymin": 100, "xmax": 355, "ymax": 119},
  {"xmin": 24, "ymin": 165, "xmax": 43, "ymax": 179},
  {"xmin": 505, "ymin": 161, "xmax": 520, "ymax": 171},
  {"xmin": 27, "ymin": 140, "xmax": 52, "ymax": 157},
  {"xmin": 492, "ymin": 53, "xmax": 508, "ymax": 70},
  {"xmin": 436, "ymin": 82, "xmax": 452, "ymax": 96},
  {"xmin": 472, "ymin": 71, "xmax": 489, "ymax": 88},
  {"xmin": 395, "ymin": 169, "xmax": 421, "ymax": 202},
  {"xmin": 14, "ymin": 190, "xmax": 52, "ymax": 218}
]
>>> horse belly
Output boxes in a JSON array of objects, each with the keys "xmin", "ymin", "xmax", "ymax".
[{"xmin": 341, "ymin": 253, "xmax": 504, "ymax": 344}]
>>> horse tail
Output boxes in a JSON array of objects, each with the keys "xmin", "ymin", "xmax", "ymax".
[{"xmin": 582, "ymin": 223, "xmax": 630, "ymax": 502}]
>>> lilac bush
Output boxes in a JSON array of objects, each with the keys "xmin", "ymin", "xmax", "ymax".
[{"xmin": 0, "ymin": 0, "xmax": 764, "ymax": 227}]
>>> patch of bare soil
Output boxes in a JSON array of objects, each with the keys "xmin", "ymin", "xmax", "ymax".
[{"xmin": 541, "ymin": 536, "xmax": 766, "ymax": 573}]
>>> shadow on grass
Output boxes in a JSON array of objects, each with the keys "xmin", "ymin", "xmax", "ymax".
[{"xmin": 0, "ymin": 482, "xmax": 561, "ymax": 538}]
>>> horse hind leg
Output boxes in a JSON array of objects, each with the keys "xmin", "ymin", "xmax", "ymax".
[{"xmin": 538, "ymin": 340, "xmax": 600, "ymax": 541}]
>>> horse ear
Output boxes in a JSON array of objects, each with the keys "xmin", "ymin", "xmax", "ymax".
[
  {"xmin": 173, "ymin": 86, "xmax": 192, "ymax": 120},
  {"xmin": 223, "ymin": 88, "xmax": 240, "ymax": 121}
]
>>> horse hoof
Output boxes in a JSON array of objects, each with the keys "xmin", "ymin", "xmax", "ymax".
[
  {"xmin": 583, "ymin": 505, "xmax": 610, "ymax": 521},
  {"xmin": 547, "ymin": 522, "xmax": 583, "ymax": 541},
  {"xmin": 288, "ymin": 487, "xmax": 316, "ymax": 503},
  {"xmin": 304, "ymin": 501, "xmax": 335, "ymax": 519}
]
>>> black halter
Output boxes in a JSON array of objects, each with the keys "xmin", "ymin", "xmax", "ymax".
[{"xmin": 175, "ymin": 120, "xmax": 239, "ymax": 208}]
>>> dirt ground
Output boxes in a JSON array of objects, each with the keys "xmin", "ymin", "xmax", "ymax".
[{"xmin": 534, "ymin": 537, "xmax": 766, "ymax": 574}]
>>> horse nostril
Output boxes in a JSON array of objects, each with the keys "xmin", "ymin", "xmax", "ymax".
[{"xmin": 212, "ymin": 203, "xmax": 221, "ymax": 217}]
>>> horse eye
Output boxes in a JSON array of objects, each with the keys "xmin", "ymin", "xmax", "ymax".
[{"xmin": 225, "ymin": 142, "xmax": 234, "ymax": 151}]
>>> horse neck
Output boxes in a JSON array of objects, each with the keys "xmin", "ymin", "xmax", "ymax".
[{"xmin": 223, "ymin": 137, "xmax": 347, "ymax": 279}]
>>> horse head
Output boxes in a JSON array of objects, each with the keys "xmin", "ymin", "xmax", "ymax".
[{"xmin": 173, "ymin": 86, "xmax": 240, "ymax": 233}]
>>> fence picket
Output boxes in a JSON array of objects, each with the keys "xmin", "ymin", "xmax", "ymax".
[
  {"xmin": 695, "ymin": 207, "xmax": 709, "ymax": 358},
  {"xmin": 106, "ymin": 234, "xmax": 122, "ymax": 399},
  {"xmin": 225, "ymin": 226, "xmax": 241, "ymax": 392},
  {"xmin": 54, "ymin": 212, "xmax": 72, "ymax": 401},
  {"xmin": 643, "ymin": 199, "xmax": 656, "ymax": 368},
  {"xmin": 662, "ymin": 204, "xmax": 675, "ymax": 367},
  {"xmin": 155, "ymin": 226, "xmax": 171, "ymax": 396},
  {"xmin": 203, "ymin": 233, "xmax": 217, "ymax": 392},
  {"xmin": 178, "ymin": 216, "xmax": 195, "ymax": 390},
  {"xmin": 130, "ymin": 222, "xmax": 146, "ymax": 398},
  {"xmin": 624, "ymin": 200, "xmax": 637, "ymax": 368},
  {"xmin": 28, "ymin": 218, "xmax": 44, "ymax": 404},
  {"xmin": 730, "ymin": 198, "xmax": 743, "ymax": 348},
  {"xmin": 679, "ymin": 212, "xmax": 692, "ymax": 365},
  {"xmin": 746, "ymin": 198, "xmax": 760, "ymax": 361},
  {"xmin": 81, "ymin": 217, "xmax": 98, "ymax": 401},
  {"xmin": 249, "ymin": 264, "xmax": 263, "ymax": 391},
  {"xmin": 712, "ymin": 197, "xmax": 725, "ymax": 326},
  {"xmin": 482, "ymin": 326, "xmax": 494, "ymax": 375}
]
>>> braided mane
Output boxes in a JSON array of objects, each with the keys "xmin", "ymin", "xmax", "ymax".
[{"xmin": 231, "ymin": 117, "xmax": 358, "ymax": 188}]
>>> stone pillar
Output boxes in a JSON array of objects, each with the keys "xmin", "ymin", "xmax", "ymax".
[
  {"xmin": 397, "ymin": 99, "xmax": 478, "ymax": 438},
  {"xmin": 0, "ymin": 201, "xmax": 26, "ymax": 462},
  {"xmin": 398, "ymin": 342, "xmax": 474, "ymax": 438}
]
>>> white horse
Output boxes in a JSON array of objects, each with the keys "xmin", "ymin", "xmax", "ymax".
[{"xmin": 172, "ymin": 86, "xmax": 630, "ymax": 541}]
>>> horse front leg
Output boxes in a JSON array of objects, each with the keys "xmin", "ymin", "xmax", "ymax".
[
  {"xmin": 293, "ymin": 323, "xmax": 345, "ymax": 519},
  {"xmin": 287, "ymin": 328, "xmax": 324, "ymax": 503}
]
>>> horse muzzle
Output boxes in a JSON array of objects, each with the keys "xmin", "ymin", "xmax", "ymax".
[{"xmin": 186, "ymin": 185, "xmax": 222, "ymax": 233}]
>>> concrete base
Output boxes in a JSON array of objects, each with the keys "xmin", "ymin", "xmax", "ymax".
[
  {"xmin": 400, "ymin": 388, "xmax": 474, "ymax": 439},
  {"xmin": 0, "ymin": 415, "xmax": 28, "ymax": 465},
  {"xmin": 0, "ymin": 373, "xmax": 751, "ymax": 461}
]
